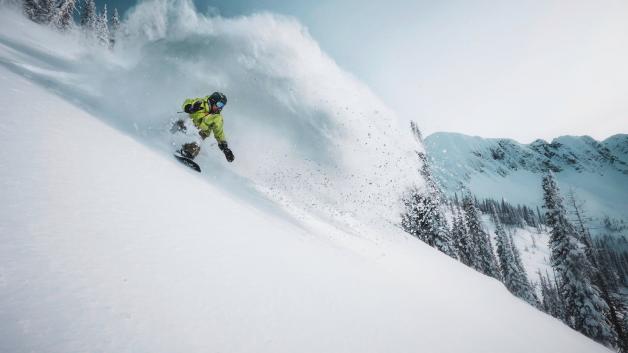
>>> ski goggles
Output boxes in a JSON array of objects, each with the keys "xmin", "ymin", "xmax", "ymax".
[{"xmin": 216, "ymin": 101, "xmax": 226, "ymax": 109}]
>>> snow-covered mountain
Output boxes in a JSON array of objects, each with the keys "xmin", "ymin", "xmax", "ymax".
[
  {"xmin": 424, "ymin": 132, "xmax": 628, "ymax": 223},
  {"xmin": 0, "ymin": 2, "xmax": 614, "ymax": 352}
]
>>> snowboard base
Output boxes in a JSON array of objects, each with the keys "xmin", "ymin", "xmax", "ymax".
[{"xmin": 174, "ymin": 153, "xmax": 201, "ymax": 172}]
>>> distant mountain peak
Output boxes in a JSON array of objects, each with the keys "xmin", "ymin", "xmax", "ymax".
[
  {"xmin": 425, "ymin": 133, "xmax": 628, "ymax": 177},
  {"xmin": 423, "ymin": 132, "xmax": 628, "ymax": 221}
]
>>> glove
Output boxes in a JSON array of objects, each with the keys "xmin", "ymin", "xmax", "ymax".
[
  {"xmin": 184, "ymin": 101, "xmax": 203, "ymax": 113},
  {"xmin": 170, "ymin": 119, "xmax": 187, "ymax": 134},
  {"xmin": 224, "ymin": 148, "xmax": 234, "ymax": 162},
  {"xmin": 218, "ymin": 142, "xmax": 235, "ymax": 163}
]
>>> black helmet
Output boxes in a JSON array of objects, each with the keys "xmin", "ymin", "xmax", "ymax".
[{"xmin": 208, "ymin": 92, "xmax": 227, "ymax": 106}]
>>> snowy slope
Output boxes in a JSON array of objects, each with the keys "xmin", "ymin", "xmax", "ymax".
[
  {"xmin": 424, "ymin": 132, "xmax": 628, "ymax": 222},
  {"xmin": 0, "ymin": 2, "xmax": 612, "ymax": 353}
]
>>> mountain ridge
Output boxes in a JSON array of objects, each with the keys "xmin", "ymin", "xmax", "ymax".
[
  {"xmin": 424, "ymin": 132, "xmax": 628, "ymax": 223},
  {"xmin": 426, "ymin": 132, "xmax": 628, "ymax": 174}
]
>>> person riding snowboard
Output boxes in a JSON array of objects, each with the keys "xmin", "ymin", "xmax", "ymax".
[{"xmin": 176, "ymin": 92, "xmax": 234, "ymax": 162}]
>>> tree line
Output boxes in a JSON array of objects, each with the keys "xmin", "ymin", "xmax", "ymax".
[
  {"xmin": 402, "ymin": 121, "xmax": 538, "ymax": 304},
  {"xmin": 22, "ymin": 0, "xmax": 120, "ymax": 48},
  {"xmin": 402, "ymin": 122, "xmax": 627, "ymax": 351},
  {"xmin": 475, "ymin": 196, "xmax": 545, "ymax": 229}
]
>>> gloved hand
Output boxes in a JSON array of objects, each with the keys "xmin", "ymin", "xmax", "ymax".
[
  {"xmin": 169, "ymin": 119, "xmax": 187, "ymax": 134},
  {"xmin": 218, "ymin": 142, "xmax": 235, "ymax": 163},
  {"xmin": 184, "ymin": 101, "xmax": 204, "ymax": 113}
]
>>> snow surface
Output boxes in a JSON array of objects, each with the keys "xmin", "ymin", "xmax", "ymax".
[{"xmin": 0, "ymin": 2, "xmax": 612, "ymax": 352}]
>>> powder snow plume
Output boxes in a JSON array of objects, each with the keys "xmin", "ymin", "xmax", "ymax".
[{"xmin": 1, "ymin": 0, "xmax": 422, "ymax": 229}]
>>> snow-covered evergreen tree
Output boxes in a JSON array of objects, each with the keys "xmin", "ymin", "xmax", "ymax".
[
  {"xmin": 542, "ymin": 172, "xmax": 617, "ymax": 347},
  {"xmin": 54, "ymin": 0, "xmax": 77, "ymax": 30},
  {"xmin": 493, "ymin": 208, "xmax": 538, "ymax": 306},
  {"xmin": 23, "ymin": 0, "xmax": 55, "ymax": 24},
  {"xmin": 538, "ymin": 271, "xmax": 551, "ymax": 312},
  {"xmin": 566, "ymin": 191, "xmax": 627, "ymax": 352},
  {"xmin": 22, "ymin": 0, "xmax": 39, "ymax": 22},
  {"xmin": 401, "ymin": 122, "xmax": 457, "ymax": 259},
  {"xmin": 461, "ymin": 194, "xmax": 500, "ymax": 279},
  {"xmin": 401, "ymin": 189, "xmax": 456, "ymax": 258},
  {"xmin": 80, "ymin": 0, "xmax": 96, "ymax": 32},
  {"xmin": 507, "ymin": 233, "xmax": 525, "ymax": 276},
  {"xmin": 95, "ymin": 4, "xmax": 110, "ymax": 47},
  {"xmin": 451, "ymin": 207, "xmax": 472, "ymax": 267},
  {"xmin": 110, "ymin": 7, "xmax": 120, "ymax": 31},
  {"xmin": 109, "ymin": 7, "xmax": 120, "ymax": 48},
  {"xmin": 538, "ymin": 270, "xmax": 565, "ymax": 320}
]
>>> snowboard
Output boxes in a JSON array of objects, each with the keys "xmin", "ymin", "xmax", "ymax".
[{"xmin": 174, "ymin": 152, "xmax": 201, "ymax": 172}]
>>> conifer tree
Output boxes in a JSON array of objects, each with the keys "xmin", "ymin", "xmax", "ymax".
[
  {"xmin": 508, "ymin": 233, "xmax": 526, "ymax": 275},
  {"xmin": 23, "ymin": 0, "xmax": 55, "ymax": 24},
  {"xmin": 55, "ymin": 0, "xmax": 77, "ymax": 30},
  {"xmin": 23, "ymin": 0, "xmax": 39, "ymax": 22},
  {"xmin": 451, "ymin": 206, "xmax": 473, "ymax": 266},
  {"xmin": 95, "ymin": 4, "xmax": 110, "ymax": 47},
  {"xmin": 542, "ymin": 172, "xmax": 616, "ymax": 347},
  {"xmin": 493, "ymin": 208, "xmax": 538, "ymax": 306},
  {"xmin": 538, "ymin": 270, "xmax": 564, "ymax": 319},
  {"xmin": 80, "ymin": 0, "xmax": 96, "ymax": 32},
  {"xmin": 401, "ymin": 122, "xmax": 457, "ymax": 259},
  {"xmin": 536, "ymin": 206, "xmax": 545, "ymax": 226},
  {"xmin": 462, "ymin": 193, "xmax": 500, "ymax": 279},
  {"xmin": 566, "ymin": 191, "xmax": 626, "ymax": 352},
  {"xmin": 110, "ymin": 8, "xmax": 120, "ymax": 31},
  {"xmin": 538, "ymin": 271, "xmax": 552, "ymax": 313},
  {"xmin": 109, "ymin": 7, "xmax": 120, "ymax": 48},
  {"xmin": 486, "ymin": 232, "xmax": 500, "ymax": 277}
]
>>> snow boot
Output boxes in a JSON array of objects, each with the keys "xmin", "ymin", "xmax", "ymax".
[{"xmin": 179, "ymin": 142, "xmax": 200, "ymax": 159}]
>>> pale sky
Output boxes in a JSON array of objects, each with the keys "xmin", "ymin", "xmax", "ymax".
[{"xmin": 114, "ymin": 0, "xmax": 628, "ymax": 142}]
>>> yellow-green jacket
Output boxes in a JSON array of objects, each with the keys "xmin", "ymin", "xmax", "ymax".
[{"xmin": 182, "ymin": 96, "xmax": 226, "ymax": 142}]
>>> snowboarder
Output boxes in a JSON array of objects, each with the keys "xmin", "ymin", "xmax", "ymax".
[{"xmin": 175, "ymin": 92, "xmax": 235, "ymax": 163}]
